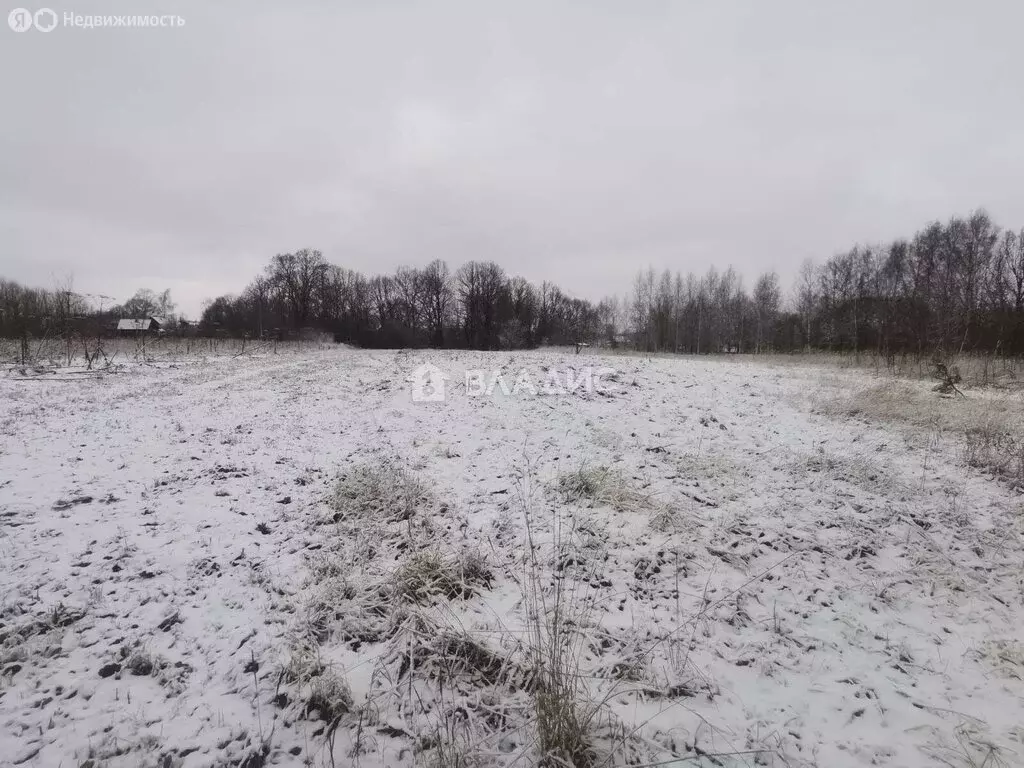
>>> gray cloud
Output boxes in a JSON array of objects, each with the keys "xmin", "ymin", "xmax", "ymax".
[{"xmin": 2, "ymin": 0, "xmax": 1023, "ymax": 317}]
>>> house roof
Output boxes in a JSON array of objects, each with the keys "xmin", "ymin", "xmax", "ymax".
[{"xmin": 117, "ymin": 318, "xmax": 152, "ymax": 331}]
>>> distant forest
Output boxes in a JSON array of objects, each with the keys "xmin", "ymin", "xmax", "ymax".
[{"xmin": 2, "ymin": 209, "xmax": 1023, "ymax": 355}]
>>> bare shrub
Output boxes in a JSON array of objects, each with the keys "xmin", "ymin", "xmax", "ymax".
[{"xmin": 932, "ymin": 354, "xmax": 965, "ymax": 396}]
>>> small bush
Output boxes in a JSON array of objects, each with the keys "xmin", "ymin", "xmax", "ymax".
[{"xmin": 931, "ymin": 355, "xmax": 963, "ymax": 394}]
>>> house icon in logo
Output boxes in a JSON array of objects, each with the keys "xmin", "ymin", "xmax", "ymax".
[{"xmin": 409, "ymin": 362, "xmax": 448, "ymax": 403}]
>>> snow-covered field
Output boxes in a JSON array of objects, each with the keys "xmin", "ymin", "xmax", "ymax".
[{"xmin": 1, "ymin": 346, "xmax": 1022, "ymax": 768}]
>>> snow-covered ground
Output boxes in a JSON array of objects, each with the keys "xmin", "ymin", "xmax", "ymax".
[{"xmin": 1, "ymin": 347, "xmax": 1022, "ymax": 767}]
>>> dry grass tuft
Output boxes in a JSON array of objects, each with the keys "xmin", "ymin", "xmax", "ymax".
[
  {"xmin": 752, "ymin": 349, "xmax": 1024, "ymax": 390},
  {"xmin": 327, "ymin": 460, "xmax": 433, "ymax": 523},
  {"xmin": 125, "ymin": 649, "xmax": 158, "ymax": 677},
  {"xmin": 524, "ymin": 466, "xmax": 608, "ymax": 767},
  {"xmin": 555, "ymin": 466, "xmax": 656, "ymax": 515},
  {"xmin": 921, "ymin": 721, "xmax": 1013, "ymax": 768},
  {"xmin": 393, "ymin": 549, "xmax": 493, "ymax": 603},
  {"xmin": 420, "ymin": 707, "xmax": 482, "ymax": 768},
  {"xmin": 300, "ymin": 577, "xmax": 394, "ymax": 649},
  {"xmin": 963, "ymin": 422, "xmax": 1024, "ymax": 488},
  {"xmin": 815, "ymin": 375, "xmax": 1024, "ymax": 488},
  {"xmin": 305, "ymin": 670, "xmax": 354, "ymax": 723},
  {"xmin": 388, "ymin": 611, "xmax": 522, "ymax": 690}
]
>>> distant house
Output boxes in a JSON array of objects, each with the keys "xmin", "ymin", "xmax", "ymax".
[
  {"xmin": 116, "ymin": 317, "xmax": 163, "ymax": 335},
  {"xmin": 177, "ymin": 319, "xmax": 199, "ymax": 337},
  {"xmin": 598, "ymin": 332, "xmax": 632, "ymax": 349}
]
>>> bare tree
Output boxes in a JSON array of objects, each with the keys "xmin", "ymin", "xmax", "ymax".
[
  {"xmin": 420, "ymin": 260, "xmax": 452, "ymax": 347},
  {"xmin": 794, "ymin": 259, "xmax": 818, "ymax": 351},
  {"xmin": 753, "ymin": 271, "xmax": 781, "ymax": 353},
  {"xmin": 269, "ymin": 249, "xmax": 328, "ymax": 327},
  {"xmin": 455, "ymin": 261, "xmax": 507, "ymax": 349}
]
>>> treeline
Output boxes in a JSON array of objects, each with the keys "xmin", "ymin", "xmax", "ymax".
[
  {"xmin": 3, "ymin": 208, "xmax": 1023, "ymax": 355},
  {"xmin": 630, "ymin": 210, "xmax": 1024, "ymax": 355},
  {"xmin": 200, "ymin": 253, "xmax": 608, "ymax": 348},
  {"xmin": 0, "ymin": 278, "xmax": 93, "ymax": 338},
  {"xmin": 0, "ymin": 280, "xmax": 177, "ymax": 338},
  {"xmin": 201, "ymin": 209, "xmax": 1024, "ymax": 354}
]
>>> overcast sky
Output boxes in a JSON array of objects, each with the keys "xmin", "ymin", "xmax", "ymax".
[{"xmin": 2, "ymin": 1, "xmax": 1022, "ymax": 318}]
